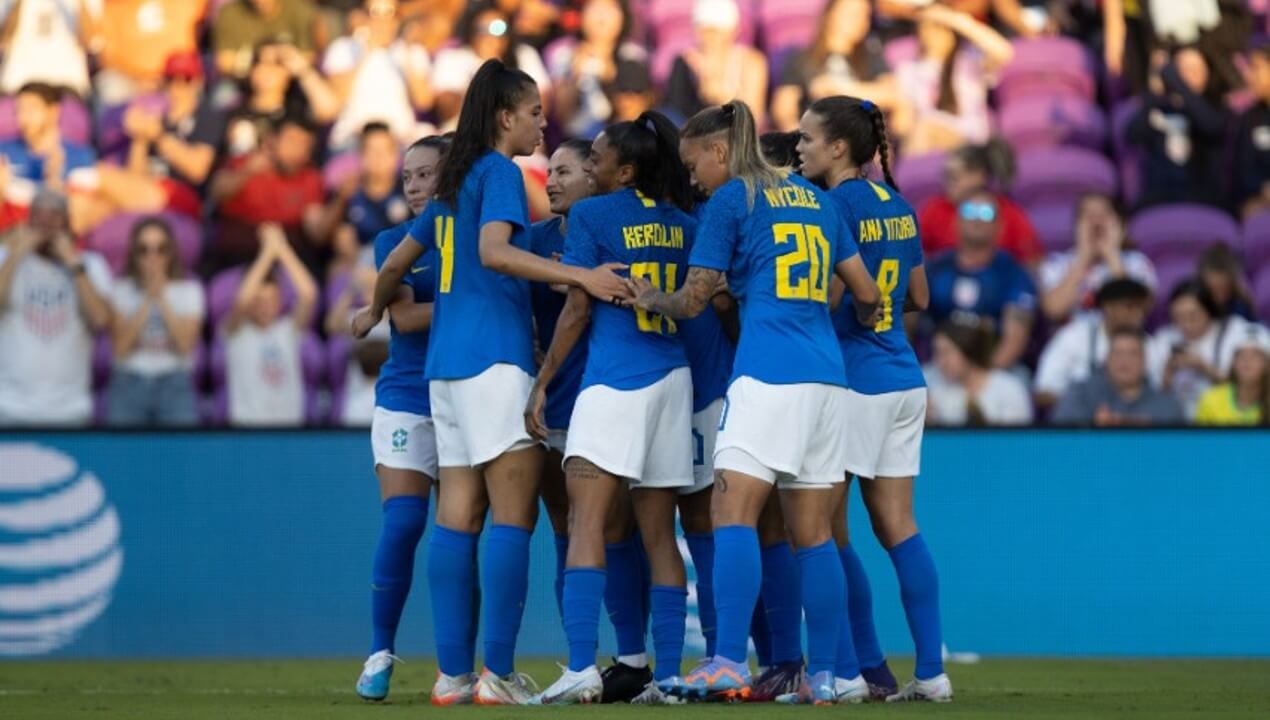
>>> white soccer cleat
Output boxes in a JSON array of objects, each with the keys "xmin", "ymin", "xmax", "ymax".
[
  {"xmin": 355, "ymin": 650, "xmax": 399, "ymax": 701},
  {"xmin": 886, "ymin": 673, "xmax": 954, "ymax": 703},
  {"xmin": 430, "ymin": 670, "xmax": 477, "ymax": 706},
  {"xmin": 631, "ymin": 677, "xmax": 685, "ymax": 705},
  {"xmin": 474, "ymin": 668, "xmax": 540, "ymax": 705},
  {"xmin": 533, "ymin": 665, "xmax": 603, "ymax": 705},
  {"xmin": 834, "ymin": 674, "xmax": 869, "ymax": 704}
]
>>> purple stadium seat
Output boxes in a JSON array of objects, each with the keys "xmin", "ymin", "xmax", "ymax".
[
  {"xmin": 1013, "ymin": 147, "xmax": 1117, "ymax": 209},
  {"xmin": 96, "ymin": 93, "xmax": 167, "ymax": 162},
  {"xmin": 1129, "ymin": 204, "xmax": 1242, "ymax": 265},
  {"xmin": 1026, "ymin": 202, "xmax": 1077, "ymax": 255},
  {"xmin": 755, "ymin": 0, "xmax": 823, "ymax": 57},
  {"xmin": 86, "ymin": 212, "xmax": 203, "ymax": 276},
  {"xmin": 1242, "ymin": 210, "xmax": 1270, "ymax": 276},
  {"xmin": 1255, "ymin": 265, "xmax": 1270, "ymax": 320},
  {"xmin": 894, "ymin": 152, "xmax": 947, "ymax": 217},
  {"xmin": 323, "ymin": 151, "xmax": 361, "ymax": 192},
  {"xmin": 998, "ymin": 96, "xmax": 1107, "ymax": 151},
  {"xmin": 1149, "ymin": 256, "xmax": 1199, "ymax": 325},
  {"xmin": 996, "ymin": 37, "xmax": 1096, "ymax": 107},
  {"xmin": 646, "ymin": 0, "xmax": 757, "ymax": 85},
  {"xmin": 93, "ymin": 335, "xmax": 112, "ymax": 391},
  {"xmin": 1110, "ymin": 98, "xmax": 1143, "ymax": 208}
]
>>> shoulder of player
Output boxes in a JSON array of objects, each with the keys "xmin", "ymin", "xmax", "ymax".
[{"xmin": 373, "ymin": 221, "xmax": 412, "ymax": 252}]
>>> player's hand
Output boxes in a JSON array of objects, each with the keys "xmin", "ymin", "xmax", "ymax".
[
  {"xmin": 350, "ymin": 305, "xmax": 382, "ymax": 339},
  {"xmin": 580, "ymin": 262, "xmax": 631, "ymax": 304},
  {"xmin": 624, "ymin": 274, "xmax": 659, "ymax": 311},
  {"xmin": 524, "ymin": 383, "xmax": 549, "ymax": 442}
]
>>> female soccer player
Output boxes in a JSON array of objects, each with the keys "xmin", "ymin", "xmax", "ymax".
[
  {"xmin": 627, "ymin": 100, "xmax": 881, "ymax": 704},
  {"xmin": 355, "ymin": 134, "xmax": 450, "ymax": 702},
  {"xmin": 524, "ymin": 111, "xmax": 698, "ymax": 704},
  {"xmin": 352, "ymin": 59, "xmax": 629, "ymax": 706},
  {"xmin": 797, "ymin": 95, "xmax": 951, "ymax": 703}
]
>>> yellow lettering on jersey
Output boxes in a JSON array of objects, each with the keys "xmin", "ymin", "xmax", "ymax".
[
  {"xmin": 763, "ymin": 184, "xmax": 821, "ymax": 210},
  {"xmin": 858, "ymin": 218, "xmax": 883, "ymax": 244},
  {"xmin": 622, "ymin": 223, "xmax": 685, "ymax": 250},
  {"xmin": 882, "ymin": 214, "xmax": 918, "ymax": 242}
]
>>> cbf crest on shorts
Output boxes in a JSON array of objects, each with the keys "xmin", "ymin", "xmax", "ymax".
[{"xmin": 391, "ymin": 428, "xmax": 408, "ymax": 453}]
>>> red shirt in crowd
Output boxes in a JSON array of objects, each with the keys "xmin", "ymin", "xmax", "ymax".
[
  {"xmin": 218, "ymin": 155, "xmax": 323, "ymax": 227},
  {"xmin": 918, "ymin": 194, "xmax": 1044, "ymax": 266}
]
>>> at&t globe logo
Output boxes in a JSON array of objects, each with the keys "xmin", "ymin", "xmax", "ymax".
[{"xmin": 0, "ymin": 444, "xmax": 123, "ymax": 655}]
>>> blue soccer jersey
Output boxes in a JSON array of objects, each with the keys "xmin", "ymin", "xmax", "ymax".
[
  {"xmin": 690, "ymin": 174, "xmax": 857, "ymax": 387},
  {"xmin": 829, "ymin": 179, "xmax": 925, "ymax": 395},
  {"xmin": 410, "ymin": 151, "xmax": 536, "ymax": 380},
  {"xmin": 563, "ymin": 188, "xmax": 693, "ymax": 391},
  {"xmin": 373, "ymin": 221, "xmax": 435, "ymax": 416},
  {"xmin": 530, "ymin": 216, "xmax": 588, "ymax": 430}
]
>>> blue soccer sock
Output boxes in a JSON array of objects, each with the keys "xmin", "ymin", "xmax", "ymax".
[
  {"xmin": 553, "ymin": 533, "xmax": 569, "ymax": 619},
  {"xmin": 481, "ymin": 524, "xmax": 531, "ymax": 677},
  {"xmin": 563, "ymin": 568, "xmax": 606, "ymax": 672},
  {"xmin": 370, "ymin": 496, "xmax": 429, "ymax": 654},
  {"xmin": 890, "ymin": 534, "xmax": 944, "ymax": 680},
  {"xmin": 840, "ymin": 543, "xmax": 885, "ymax": 672},
  {"xmin": 750, "ymin": 598, "xmax": 773, "ymax": 668},
  {"xmin": 796, "ymin": 541, "xmax": 846, "ymax": 677},
  {"xmin": 427, "ymin": 525, "xmax": 477, "ymax": 676},
  {"xmin": 713, "ymin": 525, "xmax": 762, "ymax": 664},
  {"xmin": 604, "ymin": 537, "xmax": 647, "ymax": 658},
  {"xmin": 760, "ymin": 542, "xmax": 803, "ymax": 664},
  {"xmin": 650, "ymin": 585, "xmax": 688, "ymax": 681},
  {"xmin": 683, "ymin": 533, "xmax": 717, "ymax": 657}
]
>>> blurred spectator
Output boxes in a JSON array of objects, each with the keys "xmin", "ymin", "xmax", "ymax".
[
  {"xmin": 222, "ymin": 37, "xmax": 340, "ymax": 156},
  {"xmin": 0, "ymin": 190, "xmax": 111, "ymax": 426},
  {"xmin": 1147, "ymin": 279, "xmax": 1251, "ymax": 418},
  {"xmin": 93, "ymin": 52, "xmax": 225, "ymax": 222},
  {"xmin": 506, "ymin": 0, "xmax": 562, "ymax": 49},
  {"xmin": 607, "ymin": 59, "xmax": 655, "ymax": 123},
  {"xmin": 0, "ymin": 83, "xmax": 97, "ymax": 231},
  {"xmin": 1034, "ymin": 277, "xmax": 1152, "ymax": 408},
  {"xmin": 210, "ymin": 116, "xmax": 325, "ymax": 271},
  {"xmin": 1234, "ymin": 43, "xmax": 1270, "ymax": 219},
  {"xmin": 96, "ymin": 0, "xmax": 208, "ymax": 106},
  {"xmin": 771, "ymin": 0, "xmax": 896, "ymax": 132},
  {"xmin": 759, "ymin": 130, "xmax": 801, "ymax": 171},
  {"xmin": 925, "ymin": 189, "xmax": 1037, "ymax": 369},
  {"xmin": 1053, "ymin": 328, "xmax": 1184, "ymax": 426},
  {"xmin": 1038, "ymin": 192, "xmax": 1157, "ymax": 323},
  {"xmin": 1126, "ymin": 47, "xmax": 1228, "ymax": 210},
  {"xmin": 106, "ymin": 217, "xmax": 204, "ymax": 426},
  {"xmin": 924, "ymin": 319, "xmax": 1034, "ymax": 426},
  {"xmin": 1102, "ymin": 0, "xmax": 1155, "ymax": 94},
  {"xmin": 313, "ymin": 122, "xmax": 409, "ymax": 273},
  {"xmin": 878, "ymin": 0, "xmax": 1040, "ymax": 38},
  {"xmin": 223, "ymin": 224, "xmax": 316, "ymax": 427},
  {"xmin": 324, "ymin": 264, "xmax": 387, "ymax": 426},
  {"xmin": 1194, "ymin": 323, "xmax": 1270, "ymax": 426},
  {"xmin": 918, "ymin": 139, "xmax": 1042, "ymax": 266},
  {"xmin": 890, "ymin": 3, "xmax": 1013, "ymax": 155},
  {"xmin": 322, "ymin": 0, "xmax": 434, "ymax": 150},
  {"xmin": 664, "ymin": 0, "xmax": 768, "ymax": 128},
  {"xmin": 1197, "ymin": 243, "xmax": 1256, "ymax": 321},
  {"xmin": 0, "ymin": 0, "xmax": 98, "ymax": 97},
  {"xmin": 214, "ymin": 0, "xmax": 319, "ymax": 83},
  {"xmin": 431, "ymin": 2, "xmax": 551, "ymax": 129},
  {"xmin": 544, "ymin": 0, "xmax": 648, "ymax": 137}
]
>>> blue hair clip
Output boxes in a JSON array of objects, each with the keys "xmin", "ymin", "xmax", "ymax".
[{"xmin": 860, "ymin": 99, "xmax": 876, "ymax": 112}]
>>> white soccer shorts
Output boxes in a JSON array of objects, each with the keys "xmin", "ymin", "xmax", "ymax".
[
  {"xmin": 686, "ymin": 397, "xmax": 724, "ymax": 495},
  {"xmin": 429, "ymin": 363, "xmax": 538, "ymax": 468},
  {"xmin": 371, "ymin": 407, "xmax": 439, "ymax": 479},
  {"xmin": 842, "ymin": 387, "xmax": 926, "ymax": 479}
]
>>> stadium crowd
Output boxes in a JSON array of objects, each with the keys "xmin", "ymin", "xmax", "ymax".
[{"xmin": 0, "ymin": 0, "xmax": 1268, "ymax": 429}]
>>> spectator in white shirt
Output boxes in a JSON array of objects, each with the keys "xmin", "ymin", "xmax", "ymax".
[
  {"xmin": 1034, "ymin": 277, "xmax": 1152, "ymax": 409},
  {"xmin": 223, "ymin": 223, "xmax": 317, "ymax": 427},
  {"xmin": 0, "ymin": 0, "xmax": 98, "ymax": 97},
  {"xmin": 924, "ymin": 318, "xmax": 1034, "ymax": 426},
  {"xmin": 106, "ymin": 217, "xmax": 205, "ymax": 426},
  {"xmin": 0, "ymin": 190, "xmax": 111, "ymax": 425},
  {"xmin": 1148, "ymin": 278, "xmax": 1252, "ymax": 419},
  {"xmin": 1038, "ymin": 192, "xmax": 1158, "ymax": 323},
  {"xmin": 322, "ymin": 0, "xmax": 434, "ymax": 150}
]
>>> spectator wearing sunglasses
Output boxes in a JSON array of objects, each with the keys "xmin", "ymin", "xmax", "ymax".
[
  {"xmin": 924, "ymin": 190, "xmax": 1036, "ymax": 370},
  {"xmin": 106, "ymin": 217, "xmax": 205, "ymax": 427}
]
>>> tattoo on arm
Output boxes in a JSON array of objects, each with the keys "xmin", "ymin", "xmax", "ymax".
[{"xmin": 648, "ymin": 267, "xmax": 720, "ymax": 319}]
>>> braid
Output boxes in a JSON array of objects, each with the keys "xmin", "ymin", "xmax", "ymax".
[{"xmin": 869, "ymin": 106, "xmax": 898, "ymax": 191}]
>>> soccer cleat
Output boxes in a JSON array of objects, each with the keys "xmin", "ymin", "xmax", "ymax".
[
  {"xmin": 774, "ymin": 670, "xmax": 839, "ymax": 705},
  {"xmin": 599, "ymin": 659, "xmax": 653, "ymax": 703},
  {"xmin": 430, "ymin": 671, "xmax": 477, "ymax": 706},
  {"xmin": 750, "ymin": 660, "xmax": 803, "ymax": 702},
  {"xmin": 834, "ymin": 674, "xmax": 869, "ymax": 704},
  {"xmin": 355, "ymin": 650, "xmax": 399, "ymax": 701},
  {"xmin": 473, "ymin": 668, "xmax": 539, "ymax": 705},
  {"xmin": 534, "ymin": 665, "xmax": 603, "ymax": 705},
  {"xmin": 631, "ymin": 678, "xmax": 685, "ymax": 705},
  {"xmin": 678, "ymin": 656, "xmax": 752, "ymax": 701},
  {"xmin": 862, "ymin": 662, "xmax": 899, "ymax": 700},
  {"xmin": 886, "ymin": 673, "xmax": 954, "ymax": 703}
]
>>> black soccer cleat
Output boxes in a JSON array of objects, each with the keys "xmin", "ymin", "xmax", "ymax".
[
  {"xmin": 600, "ymin": 659, "xmax": 653, "ymax": 703},
  {"xmin": 750, "ymin": 660, "xmax": 804, "ymax": 702},
  {"xmin": 862, "ymin": 660, "xmax": 899, "ymax": 701}
]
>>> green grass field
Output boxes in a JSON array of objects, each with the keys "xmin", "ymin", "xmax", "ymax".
[{"xmin": 2, "ymin": 658, "xmax": 1266, "ymax": 719}]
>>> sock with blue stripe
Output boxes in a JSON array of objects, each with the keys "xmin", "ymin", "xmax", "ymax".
[
  {"xmin": 604, "ymin": 537, "xmax": 647, "ymax": 659},
  {"xmin": 890, "ymin": 534, "xmax": 944, "ymax": 679},
  {"xmin": 563, "ymin": 568, "xmax": 606, "ymax": 672},
  {"xmin": 684, "ymin": 533, "xmax": 717, "ymax": 657},
  {"xmin": 760, "ymin": 542, "xmax": 803, "ymax": 664},
  {"xmin": 650, "ymin": 585, "xmax": 688, "ymax": 681},
  {"xmin": 370, "ymin": 496, "xmax": 429, "ymax": 654},
  {"xmin": 553, "ymin": 534, "xmax": 569, "ymax": 618},
  {"xmin": 840, "ymin": 543, "xmax": 884, "ymax": 673},
  {"xmin": 796, "ymin": 541, "xmax": 846, "ymax": 677},
  {"xmin": 426, "ymin": 525, "xmax": 477, "ymax": 676},
  {"xmin": 750, "ymin": 598, "xmax": 773, "ymax": 668},
  {"xmin": 713, "ymin": 525, "xmax": 762, "ymax": 664},
  {"xmin": 481, "ymin": 524, "xmax": 531, "ymax": 676}
]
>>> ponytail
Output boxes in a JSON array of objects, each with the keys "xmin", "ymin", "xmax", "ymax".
[
  {"xmin": 806, "ymin": 96, "xmax": 898, "ymax": 190},
  {"xmin": 682, "ymin": 100, "xmax": 785, "ymax": 209},
  {"xmin": 603, "ymin": 111, "xmax": 694, "ymax": 212}
]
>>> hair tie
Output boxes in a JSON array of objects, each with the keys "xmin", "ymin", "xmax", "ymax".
[
  {"xmin": 860, "ymin": 99, "xmax": 876, "ymax": 113},
  {"xmin": 720, "ymin": 103, "xmax": 735, "ymax": 119}
]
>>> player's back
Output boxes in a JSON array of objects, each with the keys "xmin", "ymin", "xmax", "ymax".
[
  {"xmin": 530, "ymin": 216, "xmax": 588, "ymax": 429},
  {"xmin": 565, "ymin": 188, "xmax": 692, "ymax": 390},
  {"xmin": 373, "ymin": 221, "xmax": 435, "ymax": 415},
  {"xmin": 829, "ymin": 178, "xmax": 924, "ymax": 394}
]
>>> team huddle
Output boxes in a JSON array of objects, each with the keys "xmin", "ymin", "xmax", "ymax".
[{"xmin": 348, "ymin": 58, "xmax": 950, "ymax": 707}]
